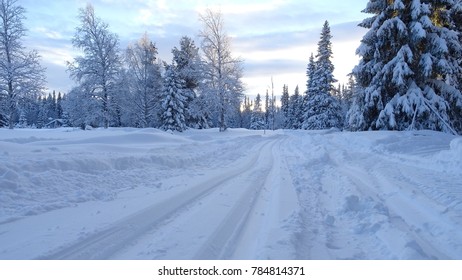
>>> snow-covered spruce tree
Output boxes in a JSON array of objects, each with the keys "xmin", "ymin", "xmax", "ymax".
[
  {"xmin": 250, "ymin": 93, "xmax": 265, "ymax": 130},
  {"xmin": 315, "ymin": 21, "xmax": 337, "ymax": 97},
  {"xmin": 0, "ymin": 0, "xmax": 46, "ymax": 129},
  {"xmin": 264, "ymin": 90, "xmax": 270, "ymax": 128},
  {"xmin": 172, "ymin": 36, "xmax": 202, "ymax": 94},
  {"xmin": 240, "ymin": 96, "xmax": 252, "ymax": 129},
  {"xmin": 46, "ymin": 92, "xmax": 57, "ymax": 121},
  {"xmin": 159, "ymin": 65, "xmax": 188, "ymax": 132},
  {"xmin": 125, "ymin": 33, "xmax": 162, "ymax": 128},
  {"xmin": 343, "ymin": 74, "xmax": 357, "ymax": 112},
  {"xmin": 56, "ymin": 92, "xmax": 63, "ymax": 120},
  {"xmin": 346, "ymin": 79, "xmax": 367, "ymax": 131},
  {"xmin": 199, "ymin": 9, "xmax": 244, "ymax": 131},
  {"xmin": 302, "ymin": 53, "xmax": 317, "ymax": 129},
  {"xmin": 449, "ymin": 2, "xmax": 462, "ymax": 133},
  {"xmin": 303, "ymin": 22, "xmax": 343, "ymax": 130},
  {"xmin": 17, "ymin": 94, "xmax": 39, "ymax": 127},
  {"xmin": 288, "ymin": 86, "xmax": 304, "ymax": 129},
  {"xmin": 17, "ymin": 109, "xmax": 26, "ymax": 128},
  {"xmin": 353, "ymin": 0, "xmax": 462, "ymax": 133},
  {"xmin": 68, "ymin": 4, "xmax": 122, "ymax": 129},
  {"xmin": 280, "ymin": 84, "xmax": 290, "ymax": 128},
  {"xmin": 36, "ymin": 96, "xmax": 45, "ymax": 128},
  {"xmin": 172, "ymin": 36, "xmax": 203, "ymax": 128}
]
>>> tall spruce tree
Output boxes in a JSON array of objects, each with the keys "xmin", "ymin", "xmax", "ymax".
[
  {"xmin": 280, "ymin": 84, "xmax": 290, "ymax": 128},
  {"xmin": 303, "ymin": 22, "xmax": 343, "ymax": 130},
  {"xmin": 315, "ymin": 21, "xmax": 337, "ymax": 95},
  {"xmin": 288, "ymin": 86, "xmax": 304, "ymax": 129},
  {"xmin": 353, "ymin": 0, "xmax": 462, "ymax": 134},
  {"xmin": 240, "ymin": 96, "xmax": 252, "ymax": 129},
  {"xmin": 56, "ymin": 92, "xmax": 63, "ymax": 119},
  {"xmin": 450, "ymin": 2, "xmax": 462, "ymax": 133},
  {"xmin": 160, "ymin": 65, "xmax": 188, "ymax": 132},
  {"xmin": 172, "ymin": 36, "xmax": 203, "ymax": 128},
  {"xmin": 250, "ymin": 93, "xmax": 265, "ymax": 130}
]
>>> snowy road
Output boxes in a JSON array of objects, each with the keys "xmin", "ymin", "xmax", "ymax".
[
  {"xmin": 284, "ymin": 130, "xmax": 462, "ymax": 259},
  {"xmin": 0, "ymin": 128, "xmax": 461, "ymax": 259},
  {"xmin": 42, "ymin": 135, "xmax": 295, "ymax": 260}
]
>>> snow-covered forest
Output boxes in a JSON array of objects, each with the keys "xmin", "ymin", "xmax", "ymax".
[{"xmin": 1, "ymin": 0, "xmax": 461, "ymax": 134}]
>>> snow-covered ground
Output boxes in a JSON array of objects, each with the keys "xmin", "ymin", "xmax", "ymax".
[{"xmin": 0, "ymin": 127, "xmax": 461, "ymax": 259}]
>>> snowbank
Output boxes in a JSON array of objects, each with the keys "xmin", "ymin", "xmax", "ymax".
[{"xmin": 0, "ymin": 128, "xmax": 265, "ymax": 223}]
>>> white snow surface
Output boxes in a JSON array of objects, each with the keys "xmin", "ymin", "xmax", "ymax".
[{"xmin": 0, "ymin": 127, "xmax": 461, "ymax": 260}]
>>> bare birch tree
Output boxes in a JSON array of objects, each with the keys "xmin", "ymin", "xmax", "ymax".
[
  {"xmin": 68, "ymin": 4, "xmax": 122, "ymax": 129},
  {"xmin": 0, "ymin": 0, "xmax": 45, "ymax": 129},
  {"xmin": 199, "ymin": 9, "xmax": 243, "ymax": 132},
  {"xmin": 125, "ymin": 33, "xmax": 162, "ymax": 128}
]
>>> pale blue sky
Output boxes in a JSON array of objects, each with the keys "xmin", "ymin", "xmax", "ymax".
[{"xmin": 21, "ymin": 0, "xmax": 367, "ymax": 96}]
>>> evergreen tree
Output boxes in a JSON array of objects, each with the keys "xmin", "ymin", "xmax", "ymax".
[
  {"xmin": 303, "ymin": 53, "xmax": 317, "ymax": 128},
  {"xmin": 288, "ymin": 86, "xmax": 304, "ymax": 129},
  {"xmin": 17, "ymin": 109, "xmax": 27, "ymax": 128},
  {"xmin": 240, "ymin": 96, "xmax": 252, "ymax": 129},
  {"xmin": 265, "ymin": 90, "xmax": 270, "ymax": 128},
  {"xmin": 17, "ymin": 93, "xmax": 39, "ymax": 127},
  {"xmin": 450, "ymin": 2, "xmax": 462, "ymax": 133},
  {"xmin": 187, "ymin": 93, "xmax": 212, "ymax": 129},
  {"xmin": 280, "ymin": 84, "xmax": 290, "ymax": 128},
  {"xmin": 250, "ymin": 94, "xmax": 265, "ymax": 130},
  {"xmin": 303, "ymin": 22, "xmax": 343, "ymax": 130},
  {"xmin": 346, "ymin": 84, "xmax": 366, "ymax": 131},
  {"xmin": 160, "ymin": 65, "xmax": 188, "ymax": 132},
  {"xmin": 343, "ymin": 74, "xmax": 357, "ymax": 110},
  {"xmin": 172, "ymin": 36, "xmax": 202, "ymax": 93},
  {"xmin": 46, "ymin": 92, "xmax": 56, "ymax": 121},
  {"xmin": 56, "ymin": 92, "xmax": 63, "ymax": 119},
  {"xmin": 36, "ymin": 95, "xmax": 48, "ymax": 128},
  {"xmin": 265, "ymin": 78, "xmax": 277, "ymax": 130},
  {"xmin": 172, "ymin": 36, "xmax": 202, "ymax": 128},
  {"xmin": 306, "ymin": 54, "xmax": 317, "ymax": 95},
  {"xmin": 354, "ymin": 0, "xmax": 462, "ymax": 134},
  {"xmin": 62, "ymin": 111, "xmax": 71, "ymax": 127},
  {"xmin": 315, "ymin": 21, "xmax": 337, "ymax": 95}
]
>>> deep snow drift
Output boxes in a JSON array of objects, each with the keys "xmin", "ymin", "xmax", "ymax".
[{"xmin": 0, "ymin": 127, "xmax": 461, "ymax": 259}]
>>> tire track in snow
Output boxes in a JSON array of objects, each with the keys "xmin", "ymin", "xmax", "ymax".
[
  {"xmin": 282, "ymin": 133, "xmax": 339, "ymax": 259},
  {"xmin": 39, "ymin": 139, "xmax": 274, "ymax": 260},
  {"xmin": 194, "ymin": 135, "xmax": 296, "ymax": 259},
  {"xmin": 326, "ymin": 139, "xmax": 455, "ymax": 259},
  {"xmin": 282, "ymin": 131, "xmax": 459, "ymax": 259}
]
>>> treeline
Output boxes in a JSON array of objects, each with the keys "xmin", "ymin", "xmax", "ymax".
[
  {"xmin": 272, "ymin": 0, "xmax": 462, "ymax": 134},
  {"xmin": 0, "ymin": 2, "xmax": 244, "ymax": 131},
  {"xmin": 1, "ymin": 0, "xmax": 462, "ymax": 134}
]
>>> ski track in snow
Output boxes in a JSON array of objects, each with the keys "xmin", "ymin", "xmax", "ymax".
[{"xmin": 0, "ymin": 128, "xmax": 461, "ymax": 259}]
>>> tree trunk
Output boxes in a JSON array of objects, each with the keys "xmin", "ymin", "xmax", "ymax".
[
  {"xmin": 219, "ymin": 91, "xmax": 226, "ymax": 132},
  {"xmin": 8, "ymin": 84, "xmax": 14, "ymax": 129}
]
